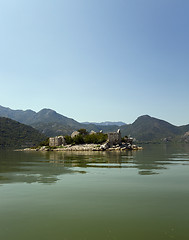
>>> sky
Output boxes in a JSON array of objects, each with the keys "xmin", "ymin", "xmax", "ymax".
[{"xmin": 0, "ymin": 0, "xmax": 189, "ymax": 126}]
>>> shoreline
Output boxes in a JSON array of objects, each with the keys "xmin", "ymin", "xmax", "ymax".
[{"xmin": 17, "ymin": 143, "xmax": 143, "ymax": 152}]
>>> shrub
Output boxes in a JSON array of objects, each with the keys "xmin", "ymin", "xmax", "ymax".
[
  {"xmin": 84, "ymin": 133, "xmax": 107, "ymax": 144},
  {"xmin": 64, "ymin": 135, "xmax": 73, "ymax": 144},
  {"xmin": 64, "ymin": 132, "xmax": 107, "ymax": 145},
  {"xmin": 39, "ymin": 138, "xmax": 49, "ymax": 146},
  {"xmin": 73, "ymin": 134, "xmax": 85, "ymax": 144},
  {"xmin": 78, "ymin": 129, "xmax": 88, "ymax": 135}
]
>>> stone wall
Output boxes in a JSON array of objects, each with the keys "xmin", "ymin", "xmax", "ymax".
[
  {"xmin": 71, "ymin": 131, "xmax": 80, "ymax": 138},
  {"xmin": 49, "ymin": 136, "xmax": 66, "ymax": 147},
  {"xmin": 107, "ymin": 129, "xmax": 121, "ymax": 147}
]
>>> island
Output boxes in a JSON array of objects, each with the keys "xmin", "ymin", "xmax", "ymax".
[{"xmin": 23, "ymin": 129, "xmax": 142, "ymax": 152}]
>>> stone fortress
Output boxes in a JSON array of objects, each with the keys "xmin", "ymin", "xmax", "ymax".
[
  {"xmin": 49, "ymin": 136, "xmax": 66, "ymax": 147},
  {"xmin": 48, "ymin": 129, "xmax": 140, "ymax": 151},
  {"xmin": 107, "ymin": 129, "xmax": 122, "ymax": 147}
]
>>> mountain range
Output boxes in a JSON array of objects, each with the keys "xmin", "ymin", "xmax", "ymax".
[
  {"xmin": 0, "ymin": 105, "xmax": 189, "ymax": 143},
  {"xmin": 82, "ymin": 121, "xmax": 126, "ymax": 126}
]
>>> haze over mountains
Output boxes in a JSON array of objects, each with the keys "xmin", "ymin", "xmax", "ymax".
[
  {"xmin": 0, "ymin": 105, "xmax": 189, "ymax": 143},
  {"xmin": 82, "ymin": 121, "xmax": 126, "ymax": 126}
]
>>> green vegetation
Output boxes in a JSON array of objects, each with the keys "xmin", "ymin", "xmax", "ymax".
[
  {"xmin": 84, "ymin": 132, "xmax": 108, "ymax": 144},
  {"xmin": 64, "ymin": 131, "xmax": 107, "ymax": 145},
  {"xmin": 78, "ymin": 128, "xmax": 88, "ymax": 135},
  {"xmin": 64, "ymin": 135, "xmax": 73, "ymax": 144},
  {"xmin": 39, "ymin": 138, "xmax": 49, "ymax": 146},
  {"xmin": 0, "ymin": 117, "xmax": 46, "ymax": 149}
]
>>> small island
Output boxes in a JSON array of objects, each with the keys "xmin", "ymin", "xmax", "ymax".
[{"xmin": 24, "ymin": 129, "xmax": 142, "ymax": 152}]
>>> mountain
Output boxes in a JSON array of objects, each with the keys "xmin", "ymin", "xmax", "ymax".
[
  {"xmin": 82, "ymin": 121, "xmax": 126, "ymax": 126},
  {"xmin": 0, "ymin": 106, "xmax": 82, "ymax": 136},
  {"xmin": 0, "ymin": 105, "xmax": 36, "ymax": 125},
  {"xmin": 0, "ymin": 106, "xmax": 81, "ymax": 127},
  {"xmin": 0, "ymin": 117, "xmax": 46, "ymax": 149},
  {"xmin": 120, "ymin": 115, "xmax": 188, "ymax": 142},
  {"xmin": 1, "ymin": 106, "xmax": 189, "ymax": 142},
  {"xmin": 0, "ymin": 106, "xmax": 119, "ymax": 136}
]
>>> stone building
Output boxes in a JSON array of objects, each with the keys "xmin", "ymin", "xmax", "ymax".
[
  {"xmin": 71, "ymin": 131, "xmax": 80, "ymax": 138},
  {"xmin": 49, "ymin": 136, "xmax": 66, "ymax": 147},
  {"xmin": 89, "ymin": 130, "xmax": 96, "ymax": 135},
  {"xmin": 107, "ymin": 129, "xmax": 122, "ymax": 147}
]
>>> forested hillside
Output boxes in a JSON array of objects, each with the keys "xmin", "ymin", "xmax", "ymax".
[{"xmin": 0, "ymin": 117, "xmax": 46, "ymax": 149}]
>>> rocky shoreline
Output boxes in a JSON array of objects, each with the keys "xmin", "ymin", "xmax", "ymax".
[{"xmin": 20, "ymin": 143, "xmax": 143, "ymax": 152}]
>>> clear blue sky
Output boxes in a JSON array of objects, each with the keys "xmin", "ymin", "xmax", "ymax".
[{"xmin": 0, "ymin": 0, "xmax": 188, "ymax": 126}]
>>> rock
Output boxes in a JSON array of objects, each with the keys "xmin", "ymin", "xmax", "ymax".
[
  {"xmin": 100, "ymin": 142, "xmax": 109, "ymax": 150},
  {"xmin": 132, "ymin": 145, "xmax": 138, "ymax": 150},
  {"xmin": 180, "ymin": 131, "xmax": 189, "ymax": 143},
  {"xmin": 115, "ymin": 147, "xmax": 121, "ymax": 150},
  {"xmin": 108, "ymin": 148, "xmax": 114, "ymax": 151},
  {"xmin": 40, "ymin": 146, "xmax": 47, "ymax": 151}
]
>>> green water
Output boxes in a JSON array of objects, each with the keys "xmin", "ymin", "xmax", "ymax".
[{"xmin": 0, "ymin": 144, "xmax": 189, "ymax": 240}]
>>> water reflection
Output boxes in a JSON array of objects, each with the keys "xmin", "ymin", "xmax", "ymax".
[
  {"xmin": 0, "ymin": 151, "xmax": 86, "ymax": 185},
  {"xmin": 41, "ymin": 144, "xmax": 189, "ymax": 176},
  {"xmin": 0, "ymin": 143, "xmax": 189, "ymax": 184},
  {"xmin": 38, "ymin": 144, "xmax": 189, "ymax": 174},
  {"xmin": 42, "ymin": 150, "xmax": 135, "ymax": 169}
]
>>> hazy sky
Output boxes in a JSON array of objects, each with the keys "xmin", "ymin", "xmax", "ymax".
[{"xmin": 0, "ymin": 0, "xmax": 188, "ymax": 125}]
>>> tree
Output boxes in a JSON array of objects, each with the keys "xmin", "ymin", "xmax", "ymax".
[{"xmin": 78, "ymin": 129, "xmax": 88, "ymax": 135}]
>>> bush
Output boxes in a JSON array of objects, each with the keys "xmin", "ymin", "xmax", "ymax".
[
  {"xmin": 64, "ymin": 132, "xmax": 107, "ymax": 145},
  {"xmin": 73, "ymin": 134, "xmax": 85, "ymax": 144},
  {"xmin": 64, "ymin": 135, "xmax": 73, "ymax": 144},
  {"xmin": 78, "ymin": 128, "xmax": 88, "ymax": 135},
  {"xmin": 84, "ymin": 133, "xmax": 107, "ymax": 144},
  {"xmin": 39, "ymin": 138, "xmax": 49, "ymax": 146}
]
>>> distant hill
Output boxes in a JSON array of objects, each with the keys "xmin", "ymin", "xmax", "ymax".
[
  {"xmin": 120, "ymin": 115, "xmax": 189, "ymax": 142},
  {"xmin": 82, "ymin": 121, "xmax": 126, "ymax": 126},
  {"xmin": 0, "ymin": 117, "xmax": 46, "ymax": 149},
  {"xmin": 1, "ymin": 106, "xmax": 189, "ymax": 142},
  {"xmin": 0, "ymin": 106, "xmax": 81, "ymax": 127},
  {"xmin": 31, "ymin": 121, "xmax": 119, "ymax": 137},
  {"xmin": 0, "ymin": 105, "xmax": 36, "ymax": 124},
  {"xmin": 0, "ymin": 106, "xmax": 119, "ymax": 136},
  {"xmin": 0, "ymin": 106, "xmax": 82, "ymax": 136}
]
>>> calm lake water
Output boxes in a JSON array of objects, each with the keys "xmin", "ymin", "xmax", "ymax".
[{"xmin": 0, "ymin": 144, "xmax": 189, "ymax": 240}]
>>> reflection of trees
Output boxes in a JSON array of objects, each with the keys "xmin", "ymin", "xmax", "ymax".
[
  {"xmin": 37, "ymin": 149, "xmax": 170, "ymax": 175},
  {"xmin": 0, "ymin": 151, "xmax": 85, "ymax": 185},
  {"xmin": 41, "ymin": 144, "xmax": 189, "ymax": 175},
  {"xmin": 1, "ymin": 143, "xmax": 189, "ymax": 184},
  {"xmin": 42, "ymin": 150, "xmax": 134, "ymax": 168}
]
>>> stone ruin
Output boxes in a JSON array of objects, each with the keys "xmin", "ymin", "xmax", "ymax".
[
  {"xmin": 107, "ymin": 129, "xmax": 122, "ymax": 147},
  {"xmin": 71, "ymin": 131, "xmax": 80, "ymax": 138},
  {"xmin": 48, "ymin": 129, "xmax": 137, "ymax": 151},
  {"xmin": 49, "ymin": 136, "xmax": 66, "ymax": 147},
  {"xmin": 89, "ymin": 130, "xmax": 96, "ymax": 135}
]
